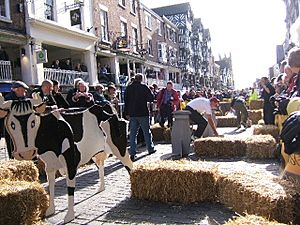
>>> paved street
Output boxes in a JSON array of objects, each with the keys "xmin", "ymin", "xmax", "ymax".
[{"xmin": 0, "ymin": 127, "xmax": 280, "ymax": 225}]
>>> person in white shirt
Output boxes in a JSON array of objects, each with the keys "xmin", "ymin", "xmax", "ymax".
[{"xmin": 186, "ymin": 97, "xmax": 220, "ymax": 138}]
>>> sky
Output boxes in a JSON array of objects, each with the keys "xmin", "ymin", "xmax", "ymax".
[{"xmin": 141, "ymin": 0, "xmax": 287, "ymax": 89}]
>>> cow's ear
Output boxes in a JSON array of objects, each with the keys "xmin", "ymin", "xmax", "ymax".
[
  {"xmin": 0, "ymin": 109, "xmax": 8, "ymax": 118},
  {"xmin": 34, "ymin": 103, "xmax": 46, "ymax": 114}
]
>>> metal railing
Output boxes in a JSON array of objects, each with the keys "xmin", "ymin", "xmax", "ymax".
[
  {"xmin": 147, "ymin": 78, "xmax": 181, "ymax": 90},
  {"xmin": 44, "ymin": 68, "xmax": 89, "ymax": 85},
  {"xmin": 0, "ymin": 60, "xmax": 12, "ymax": 81}
]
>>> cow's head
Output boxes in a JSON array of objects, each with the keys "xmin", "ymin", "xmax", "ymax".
[{"xmin": 0, "ymin": 94, "xmax": 45, "ymax": 160}]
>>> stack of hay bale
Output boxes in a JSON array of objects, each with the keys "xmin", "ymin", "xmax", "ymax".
[
  {"xmin": 193, "ymin": 135, "xmax": 276, "ymax": 159},
  {"xmin": 131, "ymin": 160, "xmax": 217, "ymax": 203},
  {"xmin": 151, "ymin": 123, "xmax": 172, "ymax": 143},
  {"xmin": 0, "ymin": 160, "xmax": 49, "ymax": 225},
  {"xmin": 131, "ymin": 160, "xmax": 300, "ymax": 224},
  {"xmin": 253, "ymin": 125, "xmax": 280, "ymax": 141},
  {"xmin": 249, "ymin": 99, "xmax": 264, "ymax": 110},
  {"xmin": 248, "ymin": 109, "xmax": 263, "ymax": 124},
  {"xmin": 193, "ymin": 137, "xmax": 246, "ymax": 158},
  {"xmin": 217, "ymin": 171, "xmax": 300, "ymax": 224},
  {"xmin": 216, "ymin": 116, "xmax": 238, "ymax": 127},
  {"xmin": 224, "ymin": 214, "xmax": 286, "ymax": 225}
]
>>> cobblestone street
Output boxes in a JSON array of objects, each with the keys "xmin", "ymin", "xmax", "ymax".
[{"xmin": 0, "ymin": 127, "xmax": 281, "ymax": 225}]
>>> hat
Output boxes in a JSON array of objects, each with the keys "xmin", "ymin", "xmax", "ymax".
[
  {"xmin": 209, "ymin": 97, "xmax": 220, "ymax": 104},
  {"xmin": 12, "ymin": 81, "xmax": 29, "ymax": 89},
  {"xmin": 107, "ymin": 84, "xmax": 116, "ymax": 90}
]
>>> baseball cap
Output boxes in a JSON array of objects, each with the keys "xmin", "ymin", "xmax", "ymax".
[
  {"xmin": 209, "ymin": 97, "xmax": 220, "ymax": 104},
  {"xmin": 12, "ymin": 81, "xmax": 29, "ymax": 89}
]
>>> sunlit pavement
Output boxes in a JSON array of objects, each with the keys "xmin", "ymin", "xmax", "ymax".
[{"xmin": 0, "ymin": 127, "xmax": 280, "ymax": 224}]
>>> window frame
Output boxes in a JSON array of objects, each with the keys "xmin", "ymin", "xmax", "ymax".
[
  {"xmin": 132, "ymin": 27, "xmax": 138, "ymax": 52},
  {"xmin": 145, "ymin": 12, "xmax": 152, "ymax": 30},
  {"xmin": 147, "ymin": 39, "xmax": 153, "ymax": 56},
  {"xmin": 157, "ymin": 20, "xmax": 162, "ymax": 36},
  {"xmin": 0, "ymin": 0, "xmax": 11, "ymax": 21},
  {"xmin": 44, "ymin": 0, "xmax": 54, "ymax": 21},
  {"xmin": 130, "ymin": 0, "xmax": 136, "ymax": 15},
  {"xmin": 118, "ymin": 0, "xmax": 126, "ymax": 8},
  {"xmin": 120, "ymin": 21, "xmax": 127, "ymax": 37},
  {"xmin": 100, "ymin": 9, "xmax": 109, "ymax": 42}
]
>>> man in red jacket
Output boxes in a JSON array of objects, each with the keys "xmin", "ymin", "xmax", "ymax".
[{"xmin": 156, "ymin": 81, "xmax": 180, "ymax": 127}]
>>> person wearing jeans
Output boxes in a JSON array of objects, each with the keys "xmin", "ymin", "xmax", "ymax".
[
  {"xmin": 186, "ymin": 97, "xmax": 220, "ymax": 138},
  {"xmin": 124, "ymin": 74, "xmax": 156, "ymax": 161}
]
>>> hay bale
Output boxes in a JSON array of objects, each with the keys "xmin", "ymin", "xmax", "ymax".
[
  {"xmin": 253, "ymin": 125, "xmax": 280, "ymax": 141},
  {"xmin": 224, "ymin": 214, "xmax": 286, "ymax": 225},
  {"xmin": 163, "ymin": 127, "xmax": 171, "ymax": 143},
  {"xmin": 258, "ymin": 119, "xmax": 265, "ymax": 125},
  {"xmin": 131, "ymin": 160, "xmax": 217, "ymax": 203},
  {"xmin": 217, "ymin": 171, "xmax": 300, "ymax": 224},
  {"xmin": 194, "ymin": 137, "xmax": 246, "ymax": 158},
  {"xmin": 215, "ymin": 110, "xmax": 223, "ymax": 116},
  {"xmin": 151, "ymin": 123, "xmax": 166, "ymax": 142},
  {"xmin": 250, "ymin": 99, "xmax": 264, "ymax": 110},
  {"xmin": 0, "ymin": 180, "xmax": 49, "ymax": 225},
  {"xmin": 0, "ymin": 160, "xmax": 39, "ymax": 182},
  {"xmin": 248, "ymin": 109, "xmax": 263, "ymax": 124},
  {"xmin": 216, "ymin": 116, "xmax": 238, "ymax": 127},
  {"xmin": 245, "ymin": 135, "xmax": 276, "ymax": 159}
]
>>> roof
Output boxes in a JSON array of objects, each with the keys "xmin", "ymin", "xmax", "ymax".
[{"xmin": 152, "ymin": 2, "xmax": 191, "ymax": 16}]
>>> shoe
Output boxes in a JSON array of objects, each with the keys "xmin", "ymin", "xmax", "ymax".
[
  {"xmin": 130, "ymin": 155, "xmax": 136, "ymax": 162},
  {"xmin": 148, "ymin": 149, "xmax": 157, "ymax": 155}
]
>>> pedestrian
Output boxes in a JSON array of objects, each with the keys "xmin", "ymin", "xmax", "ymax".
[
  {"xmin": 185, "ymin": 96, "xmax": 220, "ymax": 138},
  {"xmin": 4, "ymin": 81, "xmax": 29, "ymax": 158},
  {"xmin": 93, "ymin": 83, "xmax": 110, "ymax": 106},
  {"xmin": 260, "ymin": 77, "xmax": 275, "ymax": 124},
  {"xmin": 52, "ymin": 80, "xmax": 69, "ymax": 109},
  {"xmin": 124, "ymin": 73, "xmax": 156, "ymax": 162},
  {"xmin": 69, "ymin": 81, "xmax": 94, "ymax": 108},
  {"xmin": 66, "ymin": 78, "xmax": 83, "ymax": 105},
  {"xmin": 156, "ymin": 81, "xmax": 179, "ymax": 127},
  {"xmin": 230, "ymin": 96, "xmax": 249, "ymax": 129}
]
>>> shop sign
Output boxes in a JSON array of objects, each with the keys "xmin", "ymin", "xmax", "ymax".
[{"xmin": 36, "ymin": 50, "xmax": 48, "ymax": 64}]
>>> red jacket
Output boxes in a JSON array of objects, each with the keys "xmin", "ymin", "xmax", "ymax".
[{"xmin": 156, "ymin": 88, "xmax": 180, "ymax": 111}]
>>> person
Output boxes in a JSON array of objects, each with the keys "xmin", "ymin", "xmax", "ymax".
[
  {"xmin": 124, "ymin": 73, "xmax": 156, "ymax": 161},
  {"xmin": 0, "ymin": 45, "xmax": 9, "ymax": 61},
  {"xmin": 230, "ymin": 96, "xmax": 249, "ymax": 129},
  {"xmin": 74, "ymin": 63, "xmax": 82, "ymax": 72},
  {"xmin": 52, "ymin": 80, "xmax": 69, "ymax": 109},
  {"xmin": 61, "ymin": 59, "xmax": 72, "ymax": 70},
  {"xmin": 260, "ymin": 77, "xmax": 275, "ymax": 124},
  {"xmin": 249, "ymin": 87, "xmax": 259, "ymax": 103},
  {"xmin": 4, "ymin": 81, "xmax": 29, "ymax": 158},
  {"xmin": 51, "ymin": 59, "xmax": 60, "ymax": 69},
  {"xmin": 105, "ymin": 84, "xmax": 119, "ymax": 108},
  {"xmin": 93, "ymin": 83, "xmax": 110, "ymax": 106},
  {"xmin": 66, "ymin": 78, "xmax": 83, "ymax": 105},
  {"xmin": 185, "ymin": 97, "xmax": 220, "ymax": 138},
  {"xmin": 156, "ymin": 81, "xmax": 179, "ymax": 127},
  {"xmin": 69, "ymin": 81, "xmax": 94, "ymax": 108}
]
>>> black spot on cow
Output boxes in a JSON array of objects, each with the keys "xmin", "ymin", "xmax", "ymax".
[
  {"xmin": 14, "ymin": 113, "xmax": 31, "ymax": 147},
  {"xmin": 63, "ymin": 143, "xmax": 81, "ymax": 180},
  {"xmin": 88, "ymin": 104, "xmax": 113, "ymax": 126},
  {"xmin": 108, "ymin": 115, "xmax": 127, "ymax": 157},
  {"xmin": 62, "ymin": 113, "xmax": 84, "ymax": 143},
  {"xmin": 11, "ymin": 100, "xmax": 32, "ymax": 113}
]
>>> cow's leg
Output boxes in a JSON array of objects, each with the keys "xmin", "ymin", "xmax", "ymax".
[
  {"xmin": 64, "ymin": 177, "xmax": 76, "ymax": 223},
  {"xmin": 105, "ymin": 142, "xmax": 133, "ymax": 173},
  {"xmin": 93, "ymin": 151, "xmax": 108, "ymax": 192},
  {"xmin": 45, "ymin": 169, "xmax": 56, "ymax": 217}
]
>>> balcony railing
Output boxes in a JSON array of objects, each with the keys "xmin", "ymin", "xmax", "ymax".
[
  {"xmin": 147, "ymin": 78, "xmax": 181, "ymax": 90},
  {"xmin": 0, "ymin": 60, "xmax": 12, "ymax": 81},
  {"xmin": 44, "ymin": 68, "xmax": 89, "ymax": 85}
]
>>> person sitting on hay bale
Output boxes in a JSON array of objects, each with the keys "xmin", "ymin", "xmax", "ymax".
[
  {"xmin": 185, "ymin": 96, "xmax": 220, "ymax": 138},
  {"xmin": 230, "ymin": 96, "xmax": 250, "ymax": 129}
]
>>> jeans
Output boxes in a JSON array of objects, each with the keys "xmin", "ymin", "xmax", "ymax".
[
  {"xmin": 233, "ymin": 101, "xmax": 248, "ymax": 125},
  {"xmin": 160, "ymin": 103, "xmax": 173, "ymax": 127},
  {"xmin": 129, "ymin": 116, "xmax": 155, "ymax": 156}
]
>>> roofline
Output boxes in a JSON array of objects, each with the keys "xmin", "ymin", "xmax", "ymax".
[{"xmin": 141, "ymin": 3, "xmax": 163, "ymax": 22}]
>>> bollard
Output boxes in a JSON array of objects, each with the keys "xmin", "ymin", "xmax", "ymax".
[{"xmin": 171, "ymin": 110, "xmax": 191, "ymax": 160}]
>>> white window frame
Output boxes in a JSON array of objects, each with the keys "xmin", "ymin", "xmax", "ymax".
[
  {"xmin": 100, "ymin": 9, "xmax": 109, "ymax": 42},
  {"xmin": 147, "ymin": 39, "xmax": 153, "ymax": 56},
  {"xmin": 130, "ymin": 0, "xmax": 136, "ymax": 15},
  {"xmin": 157, "ymin": 20, "xmax": 162, "ymax": 36},
  {"xmin": 145, "ymin": 12, "xmax": 152, "ymax": 30},
  {"xmin": 132, "ymin": 27, "xmax": 138, "ymax": 52},
  {"xmin": 120, "ymin": 21, "xmax": 127, "ymax": 37},
  {"xmin": 118, "ymin": 0, "xmax": 125, "ymax": 8},
  {"xmin": 0, "ymin": 0, "xmax": 11, "ymax": 21},
  {"xmin": 158, "ymin": 43, "xmax": 162, "ymax": 58}
]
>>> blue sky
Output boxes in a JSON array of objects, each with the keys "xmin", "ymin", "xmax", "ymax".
[{"xmin": 141, "ymin": 0, "xmax": 287, "ymax": 89}]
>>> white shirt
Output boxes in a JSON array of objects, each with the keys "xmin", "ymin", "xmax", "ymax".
[{"xmin": 187, "ymin": 97, "xmax": 212, "ymax": 115}]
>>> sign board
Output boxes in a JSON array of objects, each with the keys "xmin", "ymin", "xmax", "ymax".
[
  {"xmin": 36, "ymin": 50, "xmax": 48, "ymax": 64},
  {"xmin": 116, "ymin": 36, "xmax": 131, "ymax": 52},
  {"xmin": 70, "ymin": 8, "xmax": 81, "ymax": 26}
]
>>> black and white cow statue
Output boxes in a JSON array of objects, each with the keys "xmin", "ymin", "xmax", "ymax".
[{"xmin": 0, "ymin": 94, "xmax": 132, "ymax": 223}]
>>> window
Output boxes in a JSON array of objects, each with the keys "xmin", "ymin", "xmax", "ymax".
[
  {"xmin": 157, "ymin": 20, "xmax": 162, "ymax": 36},
  {"xmin": 158, "ymin": 43, "xmax": 162, "ymax": 58},
  {"xmin": 0, "ymin": 0, "xmax": 10, "ymax": 20},
  {"xmin": 119, "ymin": 0, "xmax": 125, "ymax": 7},
  {"xmin": 121, "ymin": 21, "xmax": 127, "ymax": 37},
  {"xmin": 130, "ymin": 0, "xmax": 136, "ymax": 14},
  {"xmin": 44, "ymin": 0, "xmax": 54, "ymax": 20},
  {"xmin": 145, "ymin": 12, "xmax": 152, "ymax": 30},
  {"xmin": 132, "ymin": 27, "xmax": 138, "ymax": 52},
  {"xmin": 147, "ymin": 39, "xmax": 152, "ymax": 56},
  {"xmin": 100, "ymin": 10, "xmax": 109, "ymax": 42}
]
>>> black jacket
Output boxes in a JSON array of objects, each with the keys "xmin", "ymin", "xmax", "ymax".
[{"xmin": 124, "ymin": 81, "xmax": 154, "ymax": 117}]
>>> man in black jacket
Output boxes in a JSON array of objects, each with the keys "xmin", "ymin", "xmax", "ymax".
[{"xmin": 124, "ymin": 74, "xmax": 155, "ymax": 161}]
